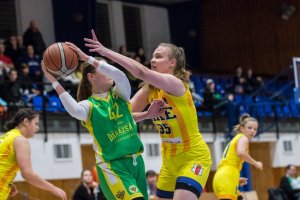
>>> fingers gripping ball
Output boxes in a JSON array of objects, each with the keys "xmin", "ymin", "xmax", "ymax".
[{"xmin": 43, "ymin": 42, "xmax": 78, "ymax": 77}]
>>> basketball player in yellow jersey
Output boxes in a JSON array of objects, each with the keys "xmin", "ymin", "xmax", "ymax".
[
  {"xmin": 213, "ymin": 114, "xmax": 263, "ymax": 200},
  {"xmin": 85, "ymin": 30, "xmax": 212, "ymax": 200},
  {"xmin": 0, "ymin": 108, "xmax": 67, "ymax": 200}
]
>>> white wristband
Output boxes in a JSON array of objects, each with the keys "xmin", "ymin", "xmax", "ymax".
[
  {"xmin": 52, "ymin": 81, "xmax": 60, "ymax": 89},
  {"xmin": 88, "ymin": 56, "xmax": 95, "ymax": 65}
]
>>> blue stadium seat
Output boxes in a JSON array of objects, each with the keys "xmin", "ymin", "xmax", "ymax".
[
  {"xmin": 32, "ymin": 95, "xmax": 43, "ymax": 111},
  {"xmin": 47, "ymin": 95, "xmax": 63, "ymax": 112}
]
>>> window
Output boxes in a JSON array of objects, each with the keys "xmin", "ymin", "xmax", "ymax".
[
  {"xmin": 95, "ymin": 2, "xmax": 112, "ymax": 48},
  {"xmin": 122, "ymin": 5, "xmax": 143, "ymax": 52},
  {"xmin": 54, "ymin": 144, "xmax": 73, "ymax": 161},
  {"xmin": 283, "ymin": 141, "xmax": 293, "ymax": 153},
  {"xmin": 146, "ymin": 143, "xmax": 160, "ymax": 157},
  {"xmin": 0, "ymin": 0, "xmax": 17, "ymax": 39}
]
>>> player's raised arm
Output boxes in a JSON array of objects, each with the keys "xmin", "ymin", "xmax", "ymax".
[{"xmin": 84, "ymin": 30, "xmax": 186, "ymax": 97}]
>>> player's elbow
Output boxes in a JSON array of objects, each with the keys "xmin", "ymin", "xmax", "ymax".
[
  {"xmin": 237, "ymin": 150, "xmax": 247, "ymax": 158},
  {"xmin": 21, "ymin": 169, "xmax": 34, "ymax": 181}
]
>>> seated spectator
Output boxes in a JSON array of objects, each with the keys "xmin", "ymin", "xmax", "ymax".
[
  {"xmin": 18, "ymin": 63, "xmax": 41, "ymax": 104},
  {"xmin": 244, "ymin": 67, "xmax": 263, "ymax": 94},
  {"xmin": 279, "ymin": 164, "xmax": 300, "ymax": 200},
  {"xmin": 203, "ymin": 79, "xmax": 223, "ymax": 112},
  {"xmin": 20, "ymin": 45, "xmax": 42, "ymax": 82},
  {"xmin": 146, "ymin": 170, "xmax": 157, "ymax": 200},
  {"xmin": 135, "ymin": 47, "xmax": 147, "ymax": 65},
  {"xmin": 0, "ymin": 42, "xmax": 15, "ymax": 71},
  {"xmin": 0, "ymin": 60, "xmax": 9, "ymax": 85},
  {"xmin": 73, "ymin": 169, "xmax": 99, "ymax": 200},
  {"xmin": 23, "ymin": 20, "xmax": 46, "ymax": 56},
  {"xmin": 118, "ymin": 45, "xmax": 131, "ymax": 57},
  {"xmin": 4, "ymin": 35, "xmax": 24, "ymax": 68},
  {"xmin": 0, "ymin": 69, "xmax": 22, "ymax": 107},
  {"xmin": 189, "ymin": 80, "xmax": 203, "ymax": 108},
  {"xmin": 230, "ymin": 65, "xmax": 246, "ymax": 95},
  {"xmin": 17, "ymin": 35, "xmax": 26, "ymax": 53}
]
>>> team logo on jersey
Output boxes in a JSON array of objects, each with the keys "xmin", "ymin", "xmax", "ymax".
[
  {"xmin": 129, "ymin": 185, "xmax": 139, "ymax": 193},
  {"xmin": 116, "ymin": 190, "xmax": 125, "ymax": 199},
  {"xmin": 191, "ymin": 164, "xmax": 204, "ymax": 176}
]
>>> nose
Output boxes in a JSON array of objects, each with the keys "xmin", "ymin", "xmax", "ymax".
[{"xmin": 151, "ymin": 57, "xmax": 155, "ymax": 63}]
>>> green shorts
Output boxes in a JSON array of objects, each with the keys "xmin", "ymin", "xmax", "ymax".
[{"xmin": 96, "ymin": 154, "xmax": 148, "ymax": 200}]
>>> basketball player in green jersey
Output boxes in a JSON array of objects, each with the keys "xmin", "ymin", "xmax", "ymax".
[
  {"xmin": 85, "ymin": 30, "xmax": 212, "ymax": 200},
  {"xmin": 42, "ymin": 43, "xmax": 165, "ymax": 200}
]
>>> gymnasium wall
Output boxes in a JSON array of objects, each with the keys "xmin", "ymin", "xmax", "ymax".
[
  {"xmin": 15, "ymin": 0, "xmax": 56, "ymax": 46},
  {"xmin": 200, "ymin": 0, "xmax": 300, "ymax": 75}
]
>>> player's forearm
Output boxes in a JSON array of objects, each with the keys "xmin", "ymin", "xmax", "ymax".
[
  {"xmin": 59, "ymin": 92, "xmax": 88, "ymax": 121},
  {"xmin": 96, "ymin": 61, "xmax": 131, "ymax": 101},
  {"xmin": 102, "ymin": 48, "xmax": 148, "ymax": 80},
  {"xmin": 21, "ymin": 170, "xmax": 56, "ymax": 194},
  {"xmin": 237, "ymin": 151, "xmax": 257, "ymax": 166},
  {"xmin": 133, "ymin": 111, "xmax": 151, "ymax": 123}
]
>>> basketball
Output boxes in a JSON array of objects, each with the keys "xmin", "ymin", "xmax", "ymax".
[{"xmin": 43, "ymin": 42, "xmax": 78, "ymax": 77}]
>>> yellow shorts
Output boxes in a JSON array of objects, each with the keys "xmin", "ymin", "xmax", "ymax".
[
  {"xmin": 156, "ymin": 145, "xmax": 211, "ymax": 198},
  {"xmin": 213, "ymin": 165, "xmax": 240, "ymax": 200}
]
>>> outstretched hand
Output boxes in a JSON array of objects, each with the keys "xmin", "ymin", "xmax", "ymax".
[
  {"xmin": 147, "ymin": 99, "xmax": 167, "ymax": 119},
  {"xmin": 65, "ymin": 42, "xmax": 88, "ymax": 62},
  {"xmin": 84, "ymin": 29, "xmax": 107, "ymax": 55}
]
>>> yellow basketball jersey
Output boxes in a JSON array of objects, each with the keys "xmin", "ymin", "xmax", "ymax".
[
  {"xmin": 219, "ymin": 133, "xmax": 245, "ymax": 170},
  {"xmin": 0, "ymin": 129, "xmax": 22, "ymax": 199},
  {"xmin": 148, "ymin": 82, "xmax": 207, "ymax": 157}
]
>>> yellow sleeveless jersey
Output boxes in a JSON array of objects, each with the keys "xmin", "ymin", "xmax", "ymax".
[
  {"xmin": 0, "ymin": 129, "xmax": 22, "ymax": 199},
  {"xmin": 149, "ymin": 82, "xmax": 207, "ymax": 157},
  {"xmin": 219, "ymin": 133, "xmax": 246, "ymax": 170}
]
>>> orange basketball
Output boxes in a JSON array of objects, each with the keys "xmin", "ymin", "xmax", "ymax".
[{"xmin": 43, "ymin": 42, "xmax": 78, "ymax": 77}]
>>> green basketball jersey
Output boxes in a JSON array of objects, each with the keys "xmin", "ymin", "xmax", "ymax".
[{"xmin": 82, "ymin": 89, "xmax": 144, "ymax": 162}]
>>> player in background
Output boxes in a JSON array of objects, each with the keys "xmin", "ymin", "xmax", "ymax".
[
  {"xmin": 213, "ymin": 113, "xmax": 263, "ymax": 200},
  {"xmin": 0, "ymin": 108, "xmax": 67, "ymax": 200}
]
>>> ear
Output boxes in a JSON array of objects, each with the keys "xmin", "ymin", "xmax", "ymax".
[
  {"xmin": 23, "ymin": 118, "xmax": 29, "ymax": 126},
  {"xmin": 87, "ymin": 72, "xmax": 94, "ymax": 81},
  {"xmin": 240, "ymin": 126, "xmax": 245, "ymax": 133},
  {"xmin": 170, "ymin": 58, "xmax": 176, "ymax": 67}
]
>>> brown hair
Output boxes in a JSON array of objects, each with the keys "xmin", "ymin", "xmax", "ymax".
[
  {"xmin": 77, "ymin": 57, "xmax": 105, "ymax": 101},
  {"xmin": 140, "ymin": 43, "xmax": 191, "ymax": 90},
  {"xmin": 233, "ymin": 113, "xmax": 258, "ymax": 133},
  {"xmin": 5, "ymin": 108, "xmax": 39, "ymax": 131}
]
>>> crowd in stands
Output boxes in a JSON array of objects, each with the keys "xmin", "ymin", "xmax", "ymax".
[{"xmin": 1, "ymin": 19, "xmax": 299, "ymax": 135}]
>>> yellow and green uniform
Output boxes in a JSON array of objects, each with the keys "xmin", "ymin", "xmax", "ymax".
[
  {"xmin": 0, "ymin": 129, "xmax": 22, "ymax": 200},
  {"xmin": 213, "ymin": 133, "xmax": 245, "ymax": 200},
  {"xmin": 82, "ymin": 89, "xmax": 147, "ymax": 200},
  {"xmin": 148, "ymin": 82, "xmax": 212, "ymax": 198}
]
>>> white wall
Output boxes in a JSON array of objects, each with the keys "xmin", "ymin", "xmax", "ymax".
[
  {"xmin": 270, "ymin": 133, "xmax": 300, "ymax": 167},
  {"xmin": 140, "ymin": 133, "xmax": 162, "ymax": 173},
  {"xmin": 13, "ymin": 131, "xmax": 300, "ymax": 181},
  {"xmin": 15, "ymin": 133, "xmax": 83, "ymax": 181},
  {"xmin": 15, "ymin": 0, "xmax": 170, "ymax": 59},
  {"xmin": 15, "ymin": 0, "xmax": 56, "ymax": 46},
  {"xmin": 98, "ymin": 0, "xmax": 170, "ymax": 58},
  {"xmin": 140, "ymin": 5, "xmax": 171, "ymax": 59}
]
